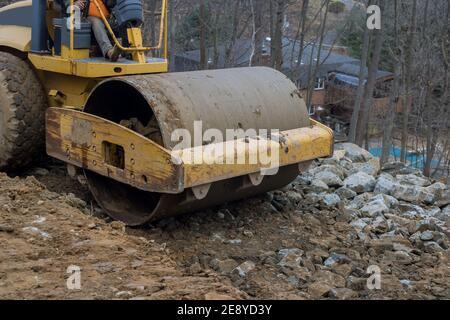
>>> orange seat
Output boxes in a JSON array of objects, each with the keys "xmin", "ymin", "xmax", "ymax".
[{"xmin": 89, "ymin": 0, "xmax": 110, "ymax": 19}]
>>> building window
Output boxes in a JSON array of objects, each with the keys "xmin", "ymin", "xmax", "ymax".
[{"xmin": 315, "ymin": 77, "xmax": 325, "ymax": 90}]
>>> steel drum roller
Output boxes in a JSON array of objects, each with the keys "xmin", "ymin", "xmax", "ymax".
[{"xmin": 83, "ymin": 67, "xmax": 311, "ymax": 225}]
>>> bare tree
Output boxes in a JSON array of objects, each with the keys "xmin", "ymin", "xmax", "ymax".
[
  {"xmin": 399, "ymin": 0, "xmax": 417, "ymax": 163},
  {"xmin": 349, "ymin": 0, "xmax": 372, "ymax": 144},
  {"xmin": 272, "ymin": 0, "xmax": 287, "ymax": 70},
  {"xmin": 249, "ymin": 0, "xmax": 265, "ymax": 66},
  {"xmin": 381, "ymin": 0, "xmax": 400, "ymax": 164},
  {"xmin": 356, "ymin": 0, "xmax": 385, "ymax": 147},
  {"xmin": 199, "ymin": 0, "xmax": 208, "ymax": 69},
  {"xmin": 305, "ymin": 0, "xmax": 330, "ymax": 110}
]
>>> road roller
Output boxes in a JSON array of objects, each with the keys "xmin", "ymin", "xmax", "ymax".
[{"xmin": 0, "ymin": 0, "xmax": 334, "ymax": 225}]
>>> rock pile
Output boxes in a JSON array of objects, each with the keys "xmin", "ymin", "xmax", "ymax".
[
  {"xmin": 276, "ymin": 143, "xmax": 448, "ymax": 298},
  {"xmin": 300, "ymin": 143, "xmax": 449, "ymax": 250},
  {"xmin": 2, "ymin": 143, "xmax": 448, "ymax": 300},
  {"xmin": 147, "ymin": 143, "xmax": 448, "ymax": 300}
]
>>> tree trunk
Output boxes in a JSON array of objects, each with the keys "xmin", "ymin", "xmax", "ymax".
[
  {"xmin": 381, "ymin": 65, "xmax": 401, "ymax": 164},
  {"xmin": 293, "ymin": 0, "xmax": 309, "ymax": 77},
  {"xmin": 250, "ymin": 0, "xmax": 264, "ymax": 66},
  {"xmin": 272, "ymin": 0, "xmax": 286, "ymax": 70},
  {"xmin": 355, "ymin": 0, "xmax": 385, "ymax": 147},
  {"xmin": 199, "ymin": 0, "xmax": 207, "ymax": 70},
  {"xmin": 224, "ymin": 1, "xmax": 241, "ymax": 67},
  {"xmin": 348, "ymin": 0, "xmax": 372, "ymax": 143},
  {"xmin": 306, "ymin": 0, "xmax": 330, "ymax": 110},
  {"xmin": 400, "ymin": 0, "xmax": 417, "ymax": 163},
  {"xmin": 381, "ymin": 0, "xmax": 400, "ymax": 164}
]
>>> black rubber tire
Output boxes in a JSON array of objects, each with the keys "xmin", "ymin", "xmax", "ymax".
[{"xmin": 0, "ymin": 52, "xmax": 47, "ymax": 171}]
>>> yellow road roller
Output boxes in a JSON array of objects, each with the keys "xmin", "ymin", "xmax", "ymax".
[{"xmin": 0, "ymin": 0, "xmax": 333, "ymax": 225}]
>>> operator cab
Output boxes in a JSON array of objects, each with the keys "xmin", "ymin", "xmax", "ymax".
[{"xmin": 28, "ymin": 0, "xmax": 168, "ymax": 78}]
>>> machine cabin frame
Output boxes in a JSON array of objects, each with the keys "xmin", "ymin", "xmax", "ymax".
[{"xmin": 29, "ymin": 0, "xmax": 169, "ymax": 78}]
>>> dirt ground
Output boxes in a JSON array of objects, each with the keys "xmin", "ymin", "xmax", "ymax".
[
  {"xmin": 0, "ymin": 160, "xmax": 449, "ymax": 300},
  {"xmin": 0, "ymin": 164, "xmax": 245, "ymax": 300}
]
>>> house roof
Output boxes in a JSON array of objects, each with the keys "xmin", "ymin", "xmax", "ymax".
[
  {"xmin": 333, "ymin": 63, "xmax": 393, "ymax": 81},
  {"xmin": 176, "ymin": 37, "xmax": 392, "ymax": 83},
  {"xmin": 176, "ymin": 37, "xmax": 359, "ymax": 70}
]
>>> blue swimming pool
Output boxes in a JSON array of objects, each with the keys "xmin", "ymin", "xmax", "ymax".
[{"xmin": 369, "ymin": 147, "xmax": 439, "ymax": 170}]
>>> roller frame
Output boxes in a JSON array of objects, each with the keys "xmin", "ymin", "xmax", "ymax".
[{"xmin": 46, "ymin": 107, "xmax": 334, "ymax": 195}]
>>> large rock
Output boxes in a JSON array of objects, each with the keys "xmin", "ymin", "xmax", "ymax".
[
  {"xmin": 285, "ymin": 191, "xmax": 304, "ymax": 205},
  {"xmin": 373, "ymin": 193, "xmax": 399, "ymax": 208},
  {"xmin": 426, "ymin": 182, "xmax": 447, "ymax": 193},
  {"xmin": 210, "ymin": 259, "xmax": 239, "ymax": 274},
  {"xmin": 323, "ymin": 253, "xmax": 348, "ymax": 267},
  {"xmin": 320, "ymin": 149, "xmax": 346, "ymax": 166},
  {"xmin": 383, "ymin": 250, "xmax": 413, "ymax": 265},
  {"xmin": 320, "ymin": 193, "xmax": 341, "ymax": 207},
  {"xmin": 339, "ymin": 158, "xmax": 355, "ymax": 171},
  {"xmin": 310, "ymin": 164, "xmax": 346, "ymax": 188},
  {"xmin": 308, "ymin": 282, "xmax": 332, "ymax": 298},
  {"xmin": 310, "ymin": 165, "xmax": 346, "ymax": 180},
  {"xmin": 314, "ymin": 171, "xmax": 344, "ymax": 188},
  {"xmin": 233, "ymin": 261, "xmax": 256, "ymax": 277},
  {"xmin": 310, "ymin": 179, "xmax": 330, "ymax": 192},
  {"xmin": 335, "ymin": 143, "xmax": 374, "ymax": 163},
  {"xmin": 396, "ymin": 174, "xmax": 431, "ymax": 187},
  {"xmin": 423, "ymin": 207, "xmax": 442, "ymax": 218},
  {"xmin": 391, "ymin": 184, "xmax": 435, "ymax": 205},
  {"xmin": 336, "ymin": 187, "xmax": 357, "ymax": 200},
  {"xmin": 374, "ymin": 173, "xmax": 396, "ymax": 195},
  {"xmin": 382, "ymin": 161, "xmax": 422, "ymax": 176},
  {"xmin": 398, "ymin": 202, "xmax": 427, "ymax": 217},
  {"xmin": 371, "ymin": 215, "xmax": 390, "ymax": 233},
  {"xmin": 360, "ymin": 198, "xmax": 390, "ymax": 217},
  {"xmin": 420, "ymin": 230, "xmax": 434, "ymax": 241},
  {"xmin": 426, "ymin": 182, "xmax": 450, "ymax": 209},
  {"xmin": 409, "ymin": 219, "xmax": 437, "ymax": 234},
  {"xmin": 347, "ymin": 193, "xmax": 373, "ymax": 210},
  {"xmin": 344, "ymin": 172, "xmax": 376, "ymax": 194},
  {"xmin": 348, "ymin": 158, "xmax": 381, "ymax": 177},
  {"xmin": 305, "ymin": 193, "xmax": 322, "ymax": 204},
  {"xmin": 437, "ymin": 205, "xmax": 450, "ymax": 222},
  {"xmin": 350, "ymin": 218, "xmax": 369, "ymax": 231},
  {"xmin": 278, "ymin": 248, "xmax": 304, "ymax": 269},
  {"xmin": 423, "ymin": 242, "xmax": 445, "ymax": 253},
  {"xmin": 435, "ymin": 189, "xmax": 450, "ymax": 207}
]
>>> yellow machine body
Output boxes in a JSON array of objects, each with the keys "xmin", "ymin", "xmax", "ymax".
[
  {"xmin": 46, "ymin": 108, "xmax": 333, "ymax": 194},
  {"xmin": 0, "ymin": 0, "xmax": 334, "ymax": 225},
  {"xmin": 0, "ymin": 1, "xmax": 32, "ymax": 51}
]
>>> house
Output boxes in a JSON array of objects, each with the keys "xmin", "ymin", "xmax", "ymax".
[
  {"xmin": 175, "ymin": 37, "xmax": 396, "ymax": 134},
  {"xmin": 325, "ymin": 63, "xmax": 397, "ymax": 117},
  {"xmin": 175, "ymin": 36, "xmax": 361, "ymax": 92}
]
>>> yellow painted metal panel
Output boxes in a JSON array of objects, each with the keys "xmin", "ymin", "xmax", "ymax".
[
  {"xmin": 29, "ymin": 53, "xmax": 168, "ymax": 77},
  {"xmin": 176, "ymin": 119, "xmax": 334, "ymax": 188},
  {"xmin": 0, "ymin": 0, "xmax": 31, "ymax": 13},
  {"xmin": 46, "ymin": 108, "xmax": 334, "ymax": 193},
  {"xmin": 0, "ymin": 25, "xmax": 31, "ymax": 52},
  {"xmin": 46, "ymin": 108, "xmax": 183, "ymax": 193}
]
